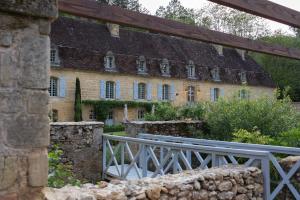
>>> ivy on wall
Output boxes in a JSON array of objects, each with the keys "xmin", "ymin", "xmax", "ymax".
[{"xmin": 82, "ymin": 100, "xmax": 157, "ymax": 121}]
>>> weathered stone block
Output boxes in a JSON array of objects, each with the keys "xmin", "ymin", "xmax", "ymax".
[
  {"xmin": 0, "ymin": 0, "xmax": 58, "ymax": 19},
  {"xmin": 0, "ymin": 32, "xmax": 12, "ymax": 47},
  {"xmin": 0, "ymin": 51, "xmax": 18, "ymax": 88},
  {"xmin": 0, "ymin": 193, "xmax": 18, "ymax": 200},
  {"xmin": 27, "ymin": 90, "xmax": 49, "ymax": 114},
  {"xmin": 0, "ymin": 156, "xmax": 18, "ymax": 190},
  {"xmin": 39, "ymin": 20, "xmax": 51, "ymax": 35},
  {"xmin": 0, "ymin": 90, "xmax": 24, "ymax": 114},
  {"xmin": 20, "ymin": 34, "xmax": 50, "ymax": 89},
  {"xmin": 28, "ymin": 149, "xmax": 48, "ymax": 187},
  {"xmin": 5, "ymin": 114, "xmax": 50, "ymax": 148}
]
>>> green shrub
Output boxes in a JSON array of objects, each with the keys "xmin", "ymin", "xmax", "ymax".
[
  {"xmin": 275, "ymin": 127, "xmax": 300, "ymax": 147},
  {"xmin": 144, "ymin": 103, "xmax": 178, "ymax": 121},
  {"xmin": 48, "ymin": 145, "xmax": 81, "ymax": 188},
  {"xmin": 205, "ymin": 94, "xmax": 299, "ymax": 140},
  {"xmin": 177, "ymin": 103, "xmax": 206, "ymax": 120},
  {"xmin": 233, "ymin": 129, "xmax": 274, "ymax": 145},
  {"xmin": 103, "ymin": 124, "xmax": 125, "ymax": 133}
]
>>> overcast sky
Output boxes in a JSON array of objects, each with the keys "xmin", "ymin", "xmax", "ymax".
[{"xmin": 139, "ymin": 0, "xmax": 300, "ymax": 33}]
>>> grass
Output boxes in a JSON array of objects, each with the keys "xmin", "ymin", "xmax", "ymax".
[{"xmin": 108, "ymin": 131, "xmax": 127, "ymax": 137}]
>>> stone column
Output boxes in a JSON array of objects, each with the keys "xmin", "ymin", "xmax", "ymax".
[{"xmin": 0, "ymin": 1, "xmax": 58, "ymax": 199}]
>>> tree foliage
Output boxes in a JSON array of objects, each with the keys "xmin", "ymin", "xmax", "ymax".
[
  {"xmin": 156, "ymin": 0, "xmax": 197, "ymax": 25},
  {"xmin": 251, "ymin": 35, "xmax": 300, "ymax": 101},
  {"xmin": 74, "ymin": 78, "xmax": 82, "ymax": 122},
  {"xmin": 156, "ymin": 1, "xmax": 270, "ymax": 39},
  {"xmin": 96, "ymin": 0, "xmax": 149, "ymax": 13}
]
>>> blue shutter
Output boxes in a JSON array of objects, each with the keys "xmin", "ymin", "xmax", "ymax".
[
  {"xmin": 170, "ymin": 83, "xmax": 175, "ymax": 101},
  {"xmin": 100, "ymin": 80, "xmax": 106, "ymax": 99},
  {"xmin": 220, "ymin": 89, "xmax": 225, "ymax": 98},
  {"xmin": 210, "ymin": 88, "xmax": 215, "ymax": 102},
  {"xmin": 147, "ymin": 83, "xmax": 152, "ymax": 101},
  {"xmin": 59, "ymin": 77, "xmax": 66, "ymax": 97},
  {"xmin": 133, "ymin": 81, "xmax": 138, "ymax": 100},
  {"xmin": 116, "ymin": 80, "xmax": 121, "ymax": 99},
  {"xmin": 157, "ymin": 84, "xmax": 162, "ymax": 100}
]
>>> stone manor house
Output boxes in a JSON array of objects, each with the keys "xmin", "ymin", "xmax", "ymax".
[{"xmin": 49, "ymin": 16, "xmax": 275, "ymax": 124}]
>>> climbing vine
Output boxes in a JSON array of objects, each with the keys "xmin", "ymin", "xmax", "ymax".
[{"xmin": 82, "ymin": 100, "xmax": 157, "ymax": 121}]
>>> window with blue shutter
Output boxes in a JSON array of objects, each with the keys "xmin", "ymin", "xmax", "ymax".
[
  {"xmin": 170, "ymin": 83, "xmax": 175, "ymax": 101},
  {"xmin": 59, "ymin": 77, "xmax": 66, "ymax": 97},
  {"xmin": 100, "ymin": 80, "xmax": 106, "ymax": 99},
  {"xmin": 220, "ymin": 89, "xmax": 225, "ymax": 98},
  {"xmin": 116, "ymin": 80, "xmax": 121, "ymax": 99},
  {"xmin": 133, "ymin": 81, "xmax": 138, "ymax": 100},
  {"xmin": 210, "ymin": 88, "xmax": 215, "ymax": 102},
  {"xmin": 147, "ymin": 83, "xmax": 152, "ymax": 101},
  {"xmin": 157, "ymin": 84, "xmax": 162, "ymax": 100}
]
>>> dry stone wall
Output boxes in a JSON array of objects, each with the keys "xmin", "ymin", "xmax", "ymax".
[
  {"xmin": 125, "ymin": 121, "xmax": 203, "ymax": 137},
  {"xmin": 0, "ymin": 1, "xmax": 57, "ymax": 199},
  {"xmin": 50, "ymin": 122, "xmax": 104, "ymax": 183},
  {"xmin": 44, "ymin": 166, "xmax": 264, "ymax": 200}
]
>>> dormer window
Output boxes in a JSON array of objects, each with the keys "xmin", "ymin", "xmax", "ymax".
[
  {"xmin": 160, "ymin": 58, "xmax": 170, "ymax": 76},
  {"xmin": 211, "ymin": 68, "xmax": 221, "ymax": 82},
  {"xmin": 137, "ymin": 56, "xmax": 147, "ymax": 74},
  {"xmin": 239, "ymin": 71, "xmax": 247, "ymax": 84},
  {"xmin": 186, "ymin": 60, "xmax": 196, "ymax": 79},
  {"xmin": 50, "ymin": 48, "xmax": 60, "ymax": 66},
  {"xmin": 104, "ymin": 51, "xmax": 116, "ymax": 71}
]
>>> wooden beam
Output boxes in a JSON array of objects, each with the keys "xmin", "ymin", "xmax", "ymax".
[
  {"xmin": 58, "ymin": 0, "xmax": 300, "ymax": 60},
  {"xmin": 208, "ymin": 0, "xmax": 300, "ymax": 29}
]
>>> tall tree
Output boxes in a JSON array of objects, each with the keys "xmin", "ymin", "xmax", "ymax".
[
  {"xmin": 251, "ymin": 35, "xmax": 300, "ymax": 101},
  {"xmin": 74, "ymin": 78, "xmax": 83, "ymax": 122},
  {"xmin": 196, "ymin": 3, "xmax": 270, "ymax": 39},
  {"xmin": 156, "ymin": 0, "xmax": 197, "ymax": 25},
  {"xmin": 97, "ymin": 0, "xmax": 149, "ymax": 14}
]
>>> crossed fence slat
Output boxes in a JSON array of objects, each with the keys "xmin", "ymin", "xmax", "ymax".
[{"xmin": 138, "ymin": 133, "xmax": 300, "ymax": 200}]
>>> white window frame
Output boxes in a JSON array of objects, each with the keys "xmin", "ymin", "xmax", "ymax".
[
  {"xmin": 138, "ymin": 83, "xmax": 146, "ymax": 100},
  {"xmin": 137, "ymin": 109, "xmax": 145, "ymax": 120},
  {"xmin": 213, "ymin": 88, "xmax": 220, "ymax": 101},
  {"xmin": 162, "ymin": 84, "xmax": 170, "ymax": 100},
  {"xmin": 50, "ymin": 48, "xmax": 60, "ymax": 66},
  {"xmin": 187, "ymin": 86, "xmax": 195, "ymax": 103},
  {"xmin": 240, "ymin": 71, "xmax": 247, "ymax": 84},
  {"xmin": 137, "ymin": 56, "xmax": 147, "ymax": 74},
  {"xmin": 49, "ymin": 77, "xmax": 59, "ymax": 97},
  {"xmin": 105, "ymin": 81, "xmax": 115, "ymax": 99},
  {"xmin": 211, "ymin": 68, "xmax": 221, "ymax": 82},
  {"xmin": 89, "ymin": 109, "xmax": 96, "ymax": 120},
  {"xmin": 187, "ymin": 60, "xmax": 196, "ymax": 79},
  {"xmin": 160, "ymin": 58, "xmax": 170, "ymax": 76},
  {"xmin": 104, "ymin": 51, "xmax": 116, "ymax": 71}
]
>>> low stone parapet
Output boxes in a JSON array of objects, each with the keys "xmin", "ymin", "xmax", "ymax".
[
  {"xmin": 50, "ymin": 121, "xmax": 104, "ymax": 183},
  {"xmin": 44, "ymin": 166, "xmax": 264, "ymax": 200},
  {"xmin": 125, "ymin": 120, "xmax": 203, "ymax": 137}
]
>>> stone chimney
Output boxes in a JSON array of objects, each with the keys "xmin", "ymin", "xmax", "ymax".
[
  {"xmin": 107, "ymin": 23, "xmax": 120, "ymax": 38},
  {"xmin": 236, "ymin": 49, "xmax": 246, "ymax": 61},
  {"xmin": 213, "ymin": 44, "xmax": 223, "ymax": 56}
]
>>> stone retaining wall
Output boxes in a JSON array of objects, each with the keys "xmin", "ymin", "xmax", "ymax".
[
  {"xmin": 44, "ymin": 166, "xmax": 264, "ymax": 200},
  {"xmin": 0, "ymin": 1, "xmax": 57, "ymax": 199},
  {"xmin": 125, "ymin": 120, "xmax": 203, "ymax": 137},
  {"xmin": 50, "ymin": 122, "xmax": 104, "ymax": 183}
]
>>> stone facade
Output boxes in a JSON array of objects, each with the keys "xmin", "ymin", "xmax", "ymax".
[
  {"xmin": 50, "ymin": 68, "xmax": 275, "ymax": 123},
  {"xmin": 44, "ymin": 166, "xmax": 264, "ymax": 200},
  {"xmin": 125, "ymin": 120, "xmax": 203, "ymax": 137},
  {"xmin": 0, "ymin": 1, "xmax": 57, "ymax": 199},
  {"xmin": 50, "ymin": 122, "xmax": 104, "ymax": 183}
]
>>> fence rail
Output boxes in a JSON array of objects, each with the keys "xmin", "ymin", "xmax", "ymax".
[
  {"xmin": 138, "ymin": 133, "xmax": 300, "ymax": 200},
  {"xmin": 102, "ymin": 134, "xmax": 272, "ymax": 199}
]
